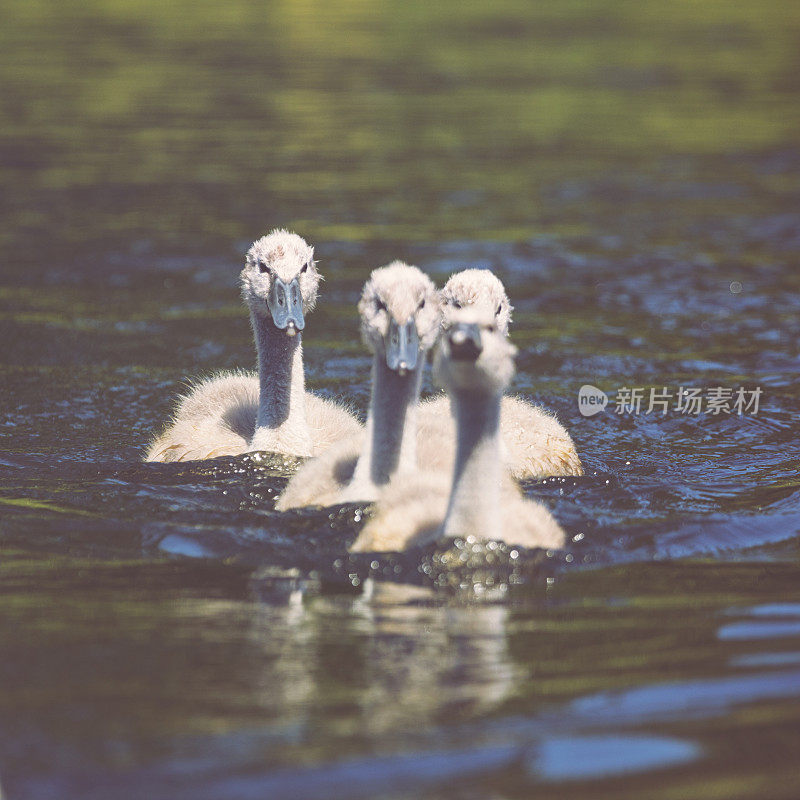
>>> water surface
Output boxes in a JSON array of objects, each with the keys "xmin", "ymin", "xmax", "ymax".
[{"xmin": 1, "ymin": 1, "xmax": 800, "ymax": 798}]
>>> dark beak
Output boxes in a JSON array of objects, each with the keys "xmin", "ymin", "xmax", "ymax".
[
  {"xmin": 448, "ymin": 322, "xmax": 482, "ymax": 361},
  {"xmin": 385, "ymin": 318, "xmax": 419, "ymax": 374},
  {"xmin": 267, "ymin": 277, "xmax": 305, "ymax": 336}
]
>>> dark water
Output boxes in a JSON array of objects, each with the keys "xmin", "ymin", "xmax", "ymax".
[{"xmin": 2, "ymin": 1, "xmax": 800, "ymax": 798}]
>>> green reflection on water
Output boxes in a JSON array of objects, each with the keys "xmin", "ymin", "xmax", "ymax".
[
  {"xmin": 1, "ymin": 553, "xmax": 799, "ymax": 797},
  {"xmin": 1, "ymin": 0, "xmax": 799, "ymax": 254}
]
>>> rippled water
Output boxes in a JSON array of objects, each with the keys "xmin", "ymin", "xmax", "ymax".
[{"xmin": 2, "ymin": 1, "xmax": 800, "ymax": 798}]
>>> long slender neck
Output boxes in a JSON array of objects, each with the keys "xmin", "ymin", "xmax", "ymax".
[
  {"xmin": 248, "ymin": 311, "xmax": 312, "ymax": 457},
  {"xmin": 346, "ymin": 354, "xmax": 423, "ymax": 500},
  {"xmin": 442, "ymin": 388, "xmax": 503, "ymax": 540}
]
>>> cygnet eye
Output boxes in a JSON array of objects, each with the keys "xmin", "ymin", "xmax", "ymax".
[
  {"xmin": 375, "ymin": 298, "xmax": 387, "ymax": 313},
  {"xmin": 452, "ymin": 300, "xmax": 462, "ymax": 310},
  {"xmin": 300, "ymin": 261, "xmax": 310, "ymax": 274},
  {"xmin": 418, "ymin": 297, "xmax": 426, "ymax": 310},
  {"xmin": 496, "ymin": 303, "xmax": 502, "ymax": 315},
  {"xmin": 258, "ymin": 261, "xmax": 269, "ymax": 274}
]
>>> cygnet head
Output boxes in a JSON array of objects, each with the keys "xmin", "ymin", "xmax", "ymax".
[
  {"xmin": 241, "ymin": 229, "xmax": 321, "ymax": 337},
  {"xmin": 358, "ymin": 261, "xmax": 441, "ymax": 375},
  {"xmin": 440, "ymin": 269, "xmax": 513, "ymax": 336},
  {"xmin": 434, "ymin": 306, "xmax": 517, "ymax": 396}
]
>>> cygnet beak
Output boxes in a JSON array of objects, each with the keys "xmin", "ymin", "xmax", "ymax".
[
  {"xmin": 448, "ymin": 323, "xmax": 482, "ymax": 361},
  {"xmin": 268, "ymin": 276, "xmax": 305, "ymax": 334},
  {"xmin": 385, "ymin": 317, "xmax": 419, "ymax": 373}
]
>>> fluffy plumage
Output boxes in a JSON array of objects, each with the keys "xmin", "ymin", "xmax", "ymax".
[
  {"xmin": 417, "ymin": 268, "xmax": 582, "ymax": 479},
  {"xmin": 145, "ymin": 230, "xmax": 361, "ymax": 462},
  {"xmin": 276, "ymin": 262, "xmax": 441, "ymax": 509},
  {"xmin": 416, "ymin": 394, "xmax": 583, "ymax": 479},
  {"xmin": 440, "ymin": 268, "xmax": 513, "ymax": 335},
  {"xmin": 351, "ymin": 307, "xmax": 565, "ymax": 553},
  {"xmin": 146, "ymin": 372, "xmax": 360, "ymax": 462},
  {"xmin": 350, "ymin": 470, "xmax": 564, "ymax": 552}
]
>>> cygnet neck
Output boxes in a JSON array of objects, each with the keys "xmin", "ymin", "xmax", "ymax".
[
  {"xmin": 442, "ymin": 386, "xmax": 503, "ymax": 540},
  {"xmin": 347, "ymin": 352, "xmax": 424, "ymax": 499},
  {"xmin": 249, "ymin": 310, "xmax": 311, "ymax": 456}
]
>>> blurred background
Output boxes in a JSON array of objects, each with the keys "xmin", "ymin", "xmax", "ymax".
[
  {"xmin": 3, "ymin": 0, "xmax": 799, "ymax": 259},
  {"xmin": 1, "ymin": 2, "xmax": 800, "ymax": 799}
]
